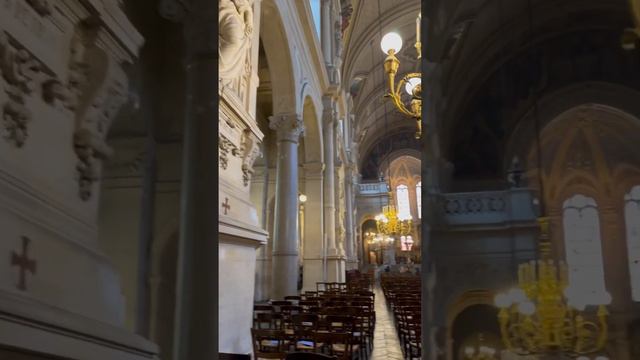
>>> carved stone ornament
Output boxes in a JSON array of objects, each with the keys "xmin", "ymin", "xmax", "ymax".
[
  {"xmin": 0, "ymin": 32, "xmax": 42, "ymax": 147},
  {"xmin": 240, "ymin": 130, "xmax": 263, "ymax": 186},
  {"xmin": 269, "ymin": 114, "xmax": 305, "ymax": 143},
  {"xmin": 58, "ymin": 19, "xmax": 129, "ymax": 201},
  {"xmin": 219, "ymin": 0, "xmax": 253, "ymax": 80},
  {"xmin": 219, "ymin": 135, "xmax": 240, "ymax": 170}
]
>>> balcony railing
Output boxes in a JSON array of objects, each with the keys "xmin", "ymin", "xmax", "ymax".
[
  {"xmin": 358, "ymin": 182, "xmax": 389, "ymax": 195},
  {"xmin": 435, "ymin": 188, "xmax": 537, "ymax": 227}
]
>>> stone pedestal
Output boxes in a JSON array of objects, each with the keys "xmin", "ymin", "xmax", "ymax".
[{"xmin": 0, "ymin": 1, "xmax": 158, "ymax": 359}]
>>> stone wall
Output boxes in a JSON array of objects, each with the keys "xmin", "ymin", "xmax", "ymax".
[{"xmin": 0, "ymin": 1, "xmax": 156, "ymax": 359}]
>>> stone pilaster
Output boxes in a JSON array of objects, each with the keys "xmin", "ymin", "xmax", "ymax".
[
  {"xmin": 302, "ymin": 162, "xmax": 325, "ymax": 291},
  {"xmin": 269, "ymin": 113, "xmax": 304, "ymax": 299},
  {"xmin": 323, "ymin": 96, "xmax": 345, "ymax": 282},
  {"xmin": 345, "ymin": 166, "xmax": 357, "ymax": 269}
]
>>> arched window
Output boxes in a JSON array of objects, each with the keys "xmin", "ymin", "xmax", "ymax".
[
  {"xmin": 562, "ymin": 194, "xmax": 606, "ymax": 297},
  {"xmin": 625, "ymin": 186, "xmax": 640, "ymax": 302},
  {"xmin": 396, "ymin": 184, "xmax": 411, "ymax": 220},
  {"xmin": 416, "ymin": 181, "xmax": 422, "ymax": 219}
]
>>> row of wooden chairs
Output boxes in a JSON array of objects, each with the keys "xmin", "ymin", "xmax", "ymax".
[
  {"xmin": 381, "ymin": 274, "xmax": 422, "ymax": 360},
  {"xmin": 252, "ymin": 282, "xmax": 375, "ymax": 360}
]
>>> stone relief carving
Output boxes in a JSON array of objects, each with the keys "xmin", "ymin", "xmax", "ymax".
[
  {"xmin": 26, "ymin": 0, "xmax": 52, "ymax": 16},
  {"xmin": 240, "ymin": 130, "xmax": 262, "ymax": 186},
  {"xmin": 219, "ymin": 0, "xmax": 253, "ymax": 80},
  {"xmin": 62, "ymin": 20, "xmax": 129, "ymax": 200},
  {"xmin": 219, "ymin": 135, "xmax": 240, "ymax": 170},
  {"xmin": 43, "ymin": 25, "xmax": 90, "ymax": 111},
  {"xmin": 0, "ymin": 32, "xmax": 43, "ymax": 147}
]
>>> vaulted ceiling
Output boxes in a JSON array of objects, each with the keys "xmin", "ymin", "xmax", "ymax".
[{"xmin": 342, "ymin": 0, "xmax": 422, "ymax": 178}]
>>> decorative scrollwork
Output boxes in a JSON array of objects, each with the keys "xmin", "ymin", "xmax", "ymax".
[
  {"xmin": 0, "ymin": 32, "xmax": 42, "ymax": 147},
  {"xmin": 219, "ymin": 135, "xmax": 240, "ymax": 170},
  {"xmin": 240, "ymin": 130, "xmax": 262, "ymax": 186}
]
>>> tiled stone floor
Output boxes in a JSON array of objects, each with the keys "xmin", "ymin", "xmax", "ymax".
[{"xmin": 369, "ymin": 286, "xmax": 404, "ymax": 360}]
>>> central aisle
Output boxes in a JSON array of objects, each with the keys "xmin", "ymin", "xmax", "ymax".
[{"xmin": 370, "ymin": 286, "xmax": 404, "ymax": 360}]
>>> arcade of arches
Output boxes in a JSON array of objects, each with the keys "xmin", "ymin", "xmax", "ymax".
[{"xmin": 0, "ymin": 0, "xmax": 640, "ymax": 360}]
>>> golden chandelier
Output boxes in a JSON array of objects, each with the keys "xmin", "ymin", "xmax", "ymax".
[
  {"xmin": 374, "ymin": 188, "xmax": 412, "ymax": 237},
  {"xmin": 494, "ymin": 217, "xmax": 610, "ymax": 357},
  {"xmin": 380, "ymin": 12, "xmax": 422, "ymax": 139}
]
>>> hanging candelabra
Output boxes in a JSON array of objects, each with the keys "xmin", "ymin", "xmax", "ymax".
[
  {"xmin": 380, "ymin": 12, "xmax": 422, "ymax": 139},
  {"xmin": 375, "ymin": 189, "xmax": 412, "ymax": 237},
  {"xmin": 494, "ymin": 218, "xmax": 611, "ymax": 356}
]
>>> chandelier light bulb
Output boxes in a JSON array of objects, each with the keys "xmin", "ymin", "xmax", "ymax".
[
  {"xmin": 517, "ymin": 301, "xmax": 536, "ymax": 315},
  {"xmin": 405, "ymin": 77, "xmax": 422, "ymax": 95},
  {"xmin": 464, "ymin": 347, "xmax": 474, "ymax": 356},
  {"xmin": 298, "ymin": 194, "xmax": 307, "ymax": 203},
  {"xmin": 494, "ymin": 293, "xmax": 511, "ymax": 308},
  {"xmin": 508, "ymin": 288, "xmax": 527, "ymax": 303},
  {"xmin": 381, "ymin": 32, "xmax": 403, "ymax": 54}
]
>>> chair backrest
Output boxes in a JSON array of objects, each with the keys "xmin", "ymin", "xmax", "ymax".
[
  {"xmin": 285, "ymin": 352, "xmax": 337, "ymax": 360},
  {"xmin": 254, "ymin": 304, "xmax": 275, "ymax": 313},
  {"xmin": 313, "ymin": 332, "xmax": 352, "ymax": 360},
  {"xmin": 251, "ymin": 328, "xmax": 286, "ymax": 359},
  {"xmin": 325, "ymin": 315, "xmax": 355, "ymax": 332},
  {"xmin": 284, "ymin": 295, "xmax": 301, "ymax": 302},
  {"xmin": 254, "ymin": 312, "xmax": 284, "ymax": 329},
  {"xmin": 291, "ymin": 313, "xmax": 319, "ymax": 331}
]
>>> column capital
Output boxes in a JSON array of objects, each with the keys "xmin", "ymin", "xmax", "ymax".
[{"xmin": 269, "ymin": 113, "xmax": 304, "ymax": 143}]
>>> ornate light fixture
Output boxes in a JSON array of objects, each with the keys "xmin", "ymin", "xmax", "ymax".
[
  {"xmin": 374, "ymin": 192, "xmax": 412, "ymax": 237},
  {"xmin": 380, "ymin": 12, "xmax": 422, "ymax": 139},
  {"xmin": 493, "ymin": 0, "xmax": 610, "ymax": 356},
  {"xmin": 494, "ymin": 217, "xmax": 611, "ymax": 356}
]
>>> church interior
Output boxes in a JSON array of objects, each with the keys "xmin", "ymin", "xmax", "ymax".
[{"xmin": 2, "ymin": 0, "xmax": 640, "ymax": 359}]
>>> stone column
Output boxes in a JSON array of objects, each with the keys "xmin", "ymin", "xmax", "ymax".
[
  {"xmin": 302, "ymin": 162, "xmax": 325, "ymax": 291},
  {"xmin": 320, "ymin": 0, "xmax": 333, "ymax": 66},
  {"xmin": 345, "ymin": 166, "xmax": 357, "ymax": 270},
  {"xmin": 172, "ymin": 2, "xmax": 217, "ymax": 358},
  {"xmin": 270, "ymin": 114, "xmax": 304, "ymax": 299},
  {"xmin": 323, "ymin": 96, "xmax": 344, "ymax": 281}
]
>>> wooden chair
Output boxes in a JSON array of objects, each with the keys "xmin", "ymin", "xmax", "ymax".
[
  {"xmin": 314, "ymin": 332, "xmax": 355, "ymax": 360},
  {"xmin": 291, "ymin": 314, "xmax": 321, "ymax": 352},
  {"xmin": 254, "ymin": 312, "xmax": 284, "ymax": 330},
  {"xmin": 285, "ymin": 295, "xmax": 302, "ymax": 303},
  {"xmin": 251, "ymin": 328, "xmax": 287, "ymax": 360},
  {"xmin": 284, "ymin": 352, "xmax": 337, "ymax": 360}
]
